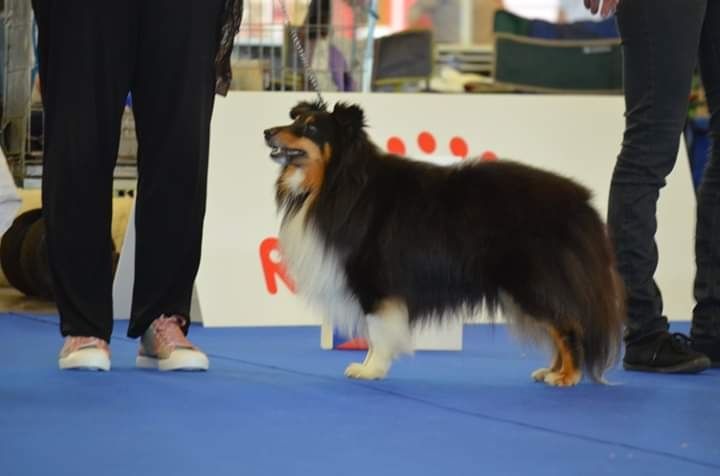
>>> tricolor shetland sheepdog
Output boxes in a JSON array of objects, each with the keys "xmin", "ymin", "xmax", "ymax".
[{"xmin": 264, "ymin": 100, "xmax": 625, "ymax": 386}]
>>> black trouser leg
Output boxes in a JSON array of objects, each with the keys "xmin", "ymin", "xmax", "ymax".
[
  {"xmin": 692, "ymin": 0, "xmax": 720, "ymax": 338},
  {"xmin": 607, "ymin": 0, "xmax": 708, "ymax": 342},
  {"xmin": 33, "ymin": 0, "xmax": 136, "ymax": 342},
  {"xmin": 126, "ymin": 0, "xmax": 225, "ymax": 338}
]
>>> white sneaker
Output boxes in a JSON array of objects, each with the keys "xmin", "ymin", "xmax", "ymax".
[
  {"xmin": 136, "ymin": 315, "xmax": 209, "ymax": 371},
  {"xmin": 58, "ymin": 336, "xmax": 111, "ymax": 371}
]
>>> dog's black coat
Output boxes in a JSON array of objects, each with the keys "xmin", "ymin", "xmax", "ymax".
[{"xmin": 268, "ymin": 100, "xmax": 625, "ymax": 382}]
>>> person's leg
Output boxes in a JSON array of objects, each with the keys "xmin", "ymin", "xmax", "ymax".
[
  {"xmin": 126, "ymin": 0, "xmax": 224, "ymax": 370},
  {"xmin": 33, "ymin": 0, "xmax": 135, "ymax": 369},
  {"xmin": 692, "ymin": 0, "xmax": 720, "ymax": 365},
  {"xmin": 608, "ymin": 0, "xmax": 710, "ymax": 372}
]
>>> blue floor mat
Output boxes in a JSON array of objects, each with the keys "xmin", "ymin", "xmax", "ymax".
[{"xmin": 1, "ymin": 313, "xmax": 718, "ymax": 476}]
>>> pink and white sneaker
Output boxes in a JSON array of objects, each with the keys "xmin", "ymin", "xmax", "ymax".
[
  {"xmin": 136, "ymin": 315, "xmax": 209, "ymax": 371},
  {"xmin": 59, "ymin": 336, "xmax": 111, "ymax": 371}
]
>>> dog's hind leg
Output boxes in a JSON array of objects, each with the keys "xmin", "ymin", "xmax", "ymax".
[
  {"xmin": 534, "ymin": 325, "xmax": 583, "ymax": 387},
  {"xmin": 344, "ymin": 298, "xmax": 413, "ymax": 380},
  {"xmin": 531, "ymin": 352, "xmax": 561, "ymax": 382}
]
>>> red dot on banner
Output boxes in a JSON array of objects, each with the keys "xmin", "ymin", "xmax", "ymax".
[
  {"xmin": 449, "ymin": 137, "xmax": 469, "ymax": 158},
  {"xmin": 387, "ymin": 137, "xmax": 406, "ymax": 155},
  {"xmin": 418, "ymin": 132, "xmax": 436, "ymax": 154},
  {"xmin": 481, "ymin": 150, "xmax": 498, "ymax": 161}
]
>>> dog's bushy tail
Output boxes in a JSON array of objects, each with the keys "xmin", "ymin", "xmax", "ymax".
[{"xmin": 568, "ymin": 206, "xmax": 625, "ymax": 383}]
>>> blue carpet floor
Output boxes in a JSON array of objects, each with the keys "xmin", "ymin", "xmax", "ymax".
[{"xmin": 0, "ymin": 312, "xmax": 718, "ymax": 476}]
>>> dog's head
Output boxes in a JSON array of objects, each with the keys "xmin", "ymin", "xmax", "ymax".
[{"xmin": 264, "ymin": 100, "xmax": 366, "ymax": 198}]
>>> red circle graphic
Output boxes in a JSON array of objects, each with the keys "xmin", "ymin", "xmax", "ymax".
[
  {"xmin": 418, "ymin": 132, "xmax": 436, "ymax": 154},
  {"xmin": 480, "ymin": 151, "xmax": 498, "ymax": 161},
  {"xmin": 449, "ymin": 137, "xmax": 469, "ymax": 158},
  {"xmin": 387, "ymin": 137, "xmax": 406, "ymax": 155}
]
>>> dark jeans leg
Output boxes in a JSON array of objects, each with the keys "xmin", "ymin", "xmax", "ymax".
[
  {"xmin": 126, "ymin": 0, "xmax": 225, "ymax": 338},
  {"xmin": 692, "ymin": 0, "xmax": 720, "ymax": 338},
  {"xmin": 32, "ymin": 0, "xmax": 136, "ymax": 342},
  {"xmin": 608, "ymin": 0, "xmax": 708, "ymax": 342}
]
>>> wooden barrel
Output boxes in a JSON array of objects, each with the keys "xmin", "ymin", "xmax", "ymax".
[{"xmin": 0, "ymin": 208, "xmax": 43, "ymax": 297}]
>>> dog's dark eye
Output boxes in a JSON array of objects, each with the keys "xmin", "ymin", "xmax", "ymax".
[{"xmin": 304, "ymin": 123, "xmax": 319, "ymax": 137}]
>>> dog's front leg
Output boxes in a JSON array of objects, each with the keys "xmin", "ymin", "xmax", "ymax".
[{"xmin": 344, "ymin": 298, "xmax": 413, "ymax": 380}]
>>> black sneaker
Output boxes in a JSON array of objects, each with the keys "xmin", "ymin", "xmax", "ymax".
[
  {"xmin": 623, "ymin": 331, "xmax": 711, "ymax": 373},
  {"xmin": 691, "ymin": 336, "xmax": 720, "ymax": 368}
]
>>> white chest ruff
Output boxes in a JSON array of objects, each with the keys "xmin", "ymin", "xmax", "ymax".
[{"xmin": 278, "ymin": 202, "xmax": 366, "ymax": 338}]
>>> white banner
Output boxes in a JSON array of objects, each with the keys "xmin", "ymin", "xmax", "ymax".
[{"xmin": 114, "ymin": 91, "xmax": 696, "ymax": 344}]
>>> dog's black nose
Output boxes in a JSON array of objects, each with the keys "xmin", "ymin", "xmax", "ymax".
[{"xmin": 264, "ymin": 128, "xmax": 276, "ymax": 140}]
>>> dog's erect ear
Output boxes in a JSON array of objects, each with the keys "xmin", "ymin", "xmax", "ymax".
[
  {"xmin": 290, "ymin": 101, "xmax": 313, "ymax": 120},
  {"xmin": 332, "ymin": 102, "xmax": 365, "ymax": 137},
  {"xmin": 290, "ymin": 100, "xmax": 327, "ymax": 119}
]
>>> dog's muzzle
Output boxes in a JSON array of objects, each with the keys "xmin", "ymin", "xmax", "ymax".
[{"xmin": 264, "ymin": 129, "xmax": 306, "ymax": 166}]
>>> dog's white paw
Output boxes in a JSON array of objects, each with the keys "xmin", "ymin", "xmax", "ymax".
[
  {"xmin": 344, "ymin": 362, "xmax": 388, "ymax": 380},
  {"xmin": 531, "ymin": 367, "xmax": 552, "ymax": 382},
  {"xmin": 543, "ymin": 370, "xmax": 581, "ymax": 387}
]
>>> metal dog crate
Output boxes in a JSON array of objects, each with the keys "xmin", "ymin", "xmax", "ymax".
[{"xmin": 233, "ymin": 0, "xmax": 372, "ymax": 93}]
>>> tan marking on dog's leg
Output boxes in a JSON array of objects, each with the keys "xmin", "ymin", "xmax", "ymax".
[
  {"xmin": 345, "ymin": 298, "xmax": 412, "ymax": 380},
  {"xmin": 531, "ymin": 352, "xmax": 561, "ymax": 382},
  {"xmin": 542, "ymin": 327, "xmax": 582, "ymax": 387}
]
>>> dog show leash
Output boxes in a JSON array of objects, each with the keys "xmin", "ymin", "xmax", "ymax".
[
  {"xmin": 275, "ymin": 0, "xmax": 326, "ymax": 104},
  {"xmin": 275, "ymin": 0, "xmax": 380, "ymax": 100}
]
